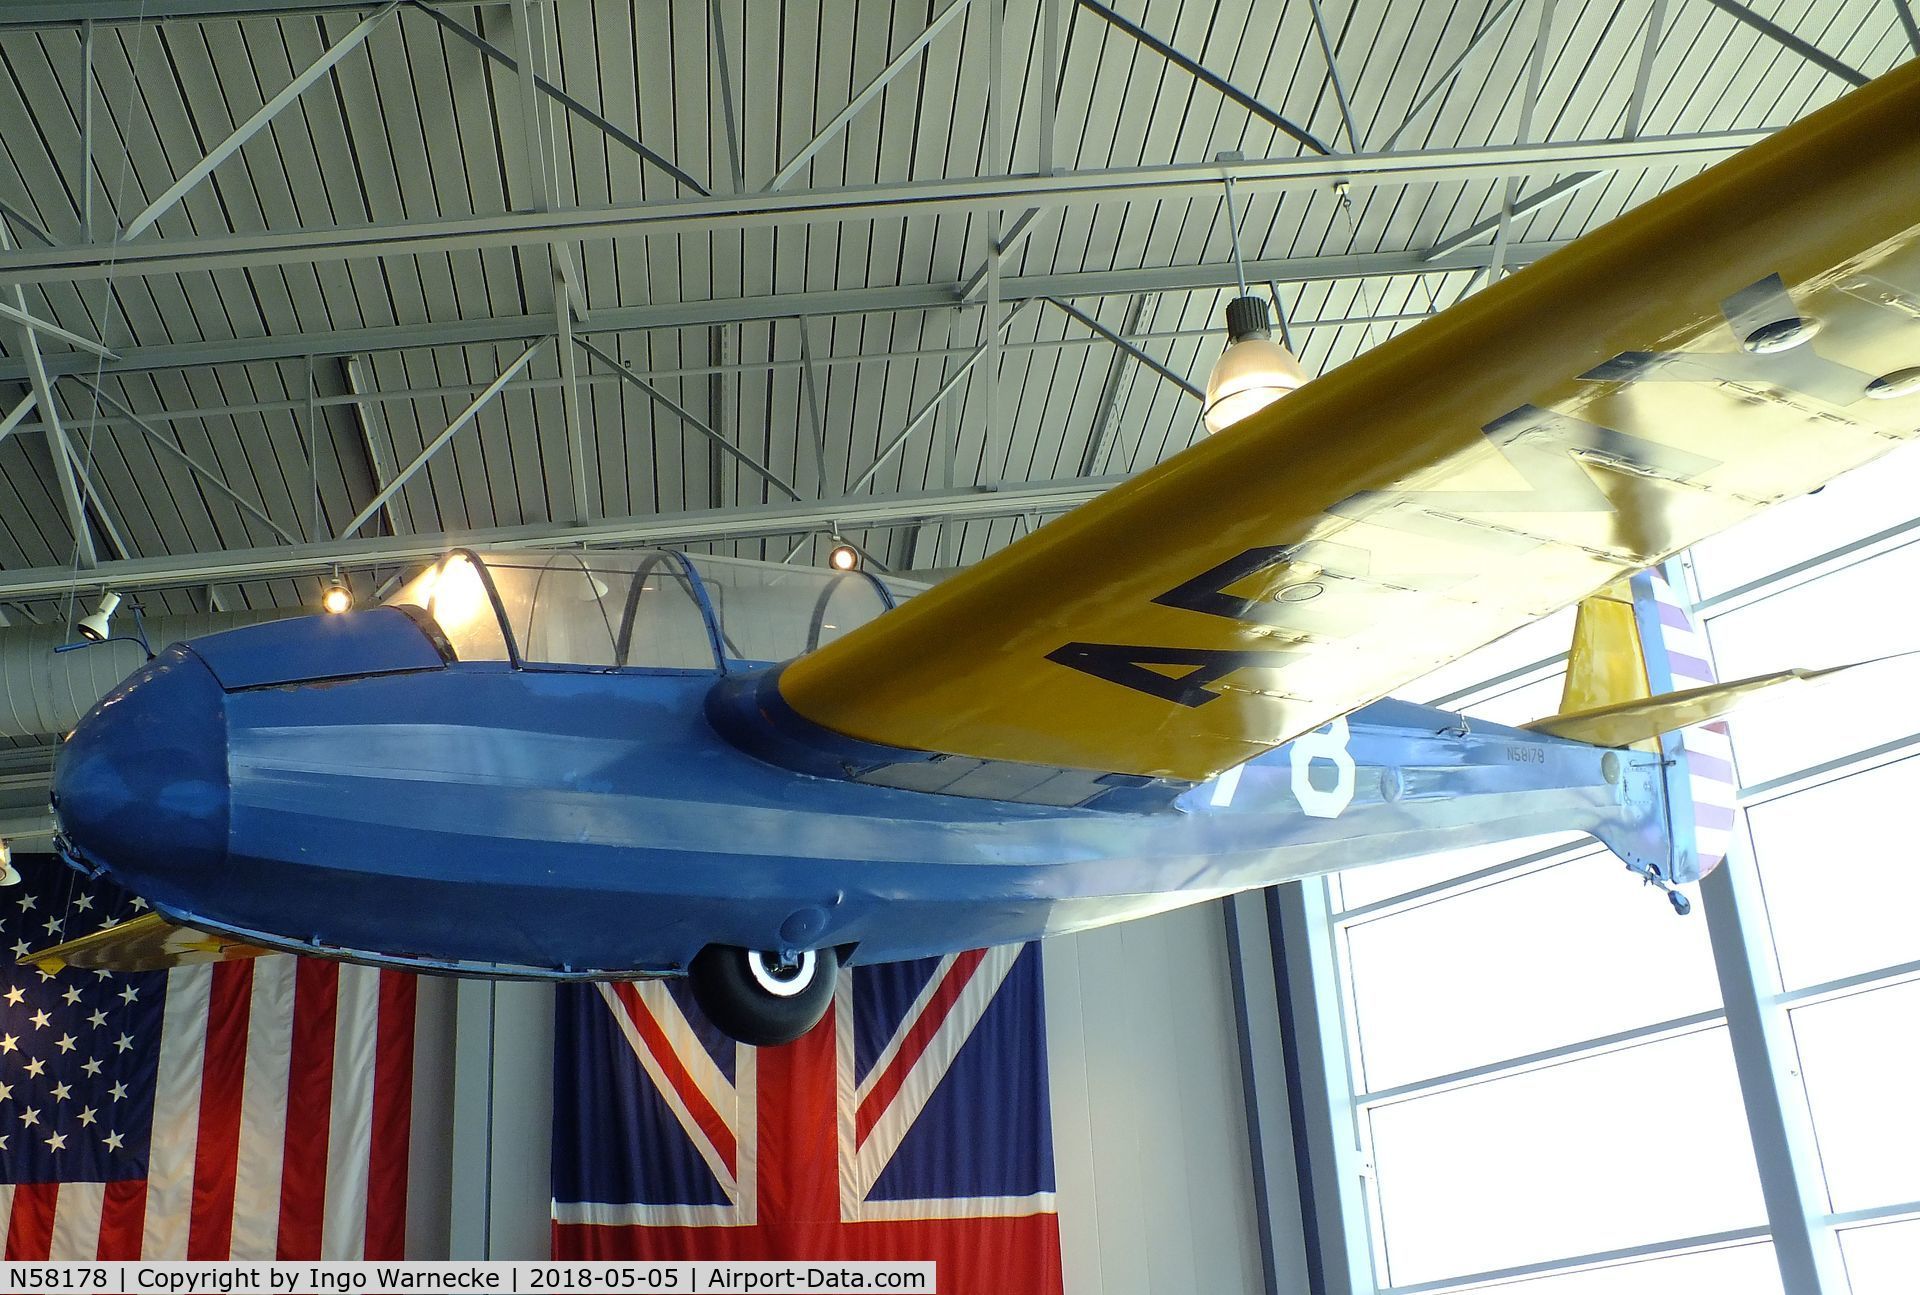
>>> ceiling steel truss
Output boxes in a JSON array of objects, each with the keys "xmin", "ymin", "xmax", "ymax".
[{"xmin": 0, "ymin": 0, "xmax": 1904, "ymax": 684}]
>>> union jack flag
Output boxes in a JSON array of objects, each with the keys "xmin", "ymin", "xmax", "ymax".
[{"xmin": 551, "ymin": 944, "xmax": 1062, "ymax": 1292}]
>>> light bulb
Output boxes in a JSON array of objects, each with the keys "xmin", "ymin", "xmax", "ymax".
[
  {"xmin": 828, "ymin": 543, "xmax": 860, "ymax": 572},
  {"xmin": 321, "ymin": 580, "xmax": 353, "ymax": 614}
]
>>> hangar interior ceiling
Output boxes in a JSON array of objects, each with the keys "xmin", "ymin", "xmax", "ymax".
[{"xmin": 0, "ymin": 0, "xmax": 1912, "ymax": 792}]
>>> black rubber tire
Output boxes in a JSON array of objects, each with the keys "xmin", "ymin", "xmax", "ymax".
[{"xmin": 688, "ymin": 944, "xmax": 838, "ymax": 1046}]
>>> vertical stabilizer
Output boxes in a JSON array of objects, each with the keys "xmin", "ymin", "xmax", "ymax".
[{"xmin": 1560, "ymin": 581, "xmax": 1655, "ymax": 750}]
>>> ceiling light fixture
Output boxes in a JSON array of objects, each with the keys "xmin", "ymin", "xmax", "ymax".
[
  {"xmin": 827, "ymin": 541, "xmax": 860, "ymax": 572},
  {"xmin": 1202, "ymin": 176, "xmax": 1309, "ymax": 435},
  {"xmin": 321, "ymin": 570, "xmax": 354, "ymax": 615},
  {"xmin": 75, "ymin": 591, "xmax": 121, "ymax": 643}
]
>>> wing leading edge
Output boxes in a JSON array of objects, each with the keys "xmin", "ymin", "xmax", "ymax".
[{"xmin": 780, "ymin": 60, "xmax": 1920, "ymax": 783}]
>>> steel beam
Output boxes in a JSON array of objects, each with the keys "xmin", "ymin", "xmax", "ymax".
[
  {"xmin": 1380, "ymin": 0, "xmax": 1527, "ymax": 151},
  {"xmin": 557, "ymin": 283, "xmax": 590, "ymax": 524},
  {"xmin": 576, "ymin": 339, "xmax": 802, "ymax": 504},
  {"xmin": 705, "ymin": 328, "xmax": 725, "ymax": 509},
  {"xmin": 0, "ymin": 476, "xmax": 1123, "ymax": 600},
  {"xmin": 708, "ymin": 0, "xmax": 747, "ymax": 192},
  {"xmin": 0, "ymin": 300, "xmax": 116, "ymax": 359},
  {"xmin": 0, "ymin": 1, "xmax": 376, "ymax": 24},
  {"xmin": 0, "ymin": 133, "xmax": 1765, "ymax": 287},
  {"xmin": 412, "ymin": 2, "xmax": 706, "ymax": 196},
  {"xmin": 1701, "ymin": 839, "xmax": 1850, "ymax": 1291},
  {"xmin": 766, "ymin": 0, "xmax": 978, "ymax": 192},
  {"xmin": 342, "ymin": 354, "xmax": 404, "ymax": 534},
  {"xmin": 76, "ymin": 378, "xmax": 300, "ymax": 545},
  {"xmin": 81, "ymin": 18, "xmax": 97, "ymax": 242},
  {"xmin": 3, "ymin": 223, "xmax": 95, "ymax": 568},
  {"xmin": 0, "ymin": 392, "xmax": 34, "ymax": 444},
  {"xmin": 1077, "ymin": 293, "xmax": 1146, "ymax": 477},
  {"xmin": 1047, "ymin": 297, "xmax": 1202, "ymax": 400},
  {"xmin": 1487, "ymin": 0, "xmax": 1559, "ymax": 288},
  {"xmin": 1270, "ymin": 880, "xmax": 1379, "ymax": 1295},
  {"xmin": 1038, "ymin": 0, "xmax": 1064, "ymax": 173},
  {"xmin": 121, "ymin": 2, "xmax": 400, "ymax": 241},
  {"xmin": 22, "ymin": 307, "xmax": 1438, "ymax": 429},
  {"xmin": 504, "ymin": 0, "xmax": 584, "ymax": 321},
  {"xmin": 1077, "ymin": 0, "xmax": 1331, "ymax": 155},
  {"xmin": 64, "ymin": 439, "xmax": 132, "ymax": 560},
  {"xmin": 1898, "ymin": 0, "xmax": 1920, "ymax": 58},
  {"xmin": 797, "ymin": 318, "xmax": 830, "ymax": 494},
  {"xmin": 0, "ymin": 243, "xmax": 1559, "ymax": 385},
  {"xmin": 848, "ymin": 301, "xmax": 1032, "ymax": 494},
  {"xmin": 957, "ymin": 207, "xmax": 1042, "ymax": 304},
  {"xmin": 1703, "ymin": 0, "xmax": 1869, "ymax": 87},
  {"xmin": 340, "ymin": 339, "xmax": 546, "ymax": 538},
  {"xmin": 1623, "ymin": 0, "xmax": 1669, "ymax": 141},
  {"xmin": 0, "ymin": 199, "xmax": 55, "ymax": 248},
  {"xmin": 1306, "ymin": 0, "xmax": 1361, "ymax": 150},
  {"xmin": 1421, "ymin": 171, "xmax": 1600, "ymax": 261}
]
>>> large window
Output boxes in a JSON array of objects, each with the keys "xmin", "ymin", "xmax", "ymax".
[{"xmin": 1305, "ymin": 446, "xmax": 1920, "ymax": 1295}]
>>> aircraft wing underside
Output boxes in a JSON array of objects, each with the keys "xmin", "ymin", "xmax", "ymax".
[{"xmin": 779, "ymin": 61, "xmax": 1920, "ymax": 783}]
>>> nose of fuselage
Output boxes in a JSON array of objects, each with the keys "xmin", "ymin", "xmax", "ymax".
[{"xmin": 52, "ymin": 642, "xmax": 230, "ymax": 887}]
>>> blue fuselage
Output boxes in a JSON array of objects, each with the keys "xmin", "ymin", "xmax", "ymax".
[{"xmin": 51, "ymin": 608, "xmax": 1672, "ymax": 976}]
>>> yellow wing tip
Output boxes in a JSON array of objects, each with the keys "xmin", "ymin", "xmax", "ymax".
[{"xmin": 19, "ymin": 911, "xmax": 270, "ymax": 973}]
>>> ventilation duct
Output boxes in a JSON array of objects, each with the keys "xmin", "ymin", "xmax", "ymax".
[{"xmin": 0, "ymin": 610, "xmax": 286, "ymax": 741}]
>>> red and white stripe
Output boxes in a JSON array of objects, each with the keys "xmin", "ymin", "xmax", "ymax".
[
  {"xmin": 1653, "ymin": 575, "xmax": 1738, "ymax": 876},
  {"xmin": 1, "ymin": 957, "xmax": 428, "ymax": 1260}
]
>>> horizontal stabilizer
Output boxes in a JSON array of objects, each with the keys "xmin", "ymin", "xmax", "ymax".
[
  {"xmin": 1524, "ymin": 655, "xmax": 1913, "ymax": 747},
  {"xmin": 22, "ymin": 911, "xmax": 270, "ymax": 973}
]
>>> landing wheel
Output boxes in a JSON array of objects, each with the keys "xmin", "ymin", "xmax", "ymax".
[{"xmin": 689, "ymin": 944, "xmax": 837, "ymax": 1046}]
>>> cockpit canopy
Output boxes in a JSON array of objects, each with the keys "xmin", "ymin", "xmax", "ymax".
[{"xmin": 385, "ymin": 549, "xmax": 922, "ymax": 671}]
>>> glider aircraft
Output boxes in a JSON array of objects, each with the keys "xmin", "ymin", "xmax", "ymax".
[{"xmin": 30, "ymin": 60, "xmax": 1920, "ymax": 1044}]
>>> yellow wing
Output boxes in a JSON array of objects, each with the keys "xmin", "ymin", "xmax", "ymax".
[
  {"xmin": 23, "ymin": 912, "xmax": 270, "ymax": 974},
  {"xmin": 780, "ymin": 60, "xmax": 1920, "ymax": 783}
]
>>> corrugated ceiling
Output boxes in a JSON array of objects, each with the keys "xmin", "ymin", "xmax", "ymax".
[{"xmin": 0, "ymin": 0, "xmax": 1910, "ymax": 642}]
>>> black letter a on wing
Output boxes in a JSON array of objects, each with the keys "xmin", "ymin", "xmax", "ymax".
[{"xmin": 1046, "ymin": 642, "xmax": 1295, "ymax": 708}]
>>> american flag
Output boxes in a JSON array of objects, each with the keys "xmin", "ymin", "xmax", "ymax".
[
  {"xmin": 0, "ymin": 850, "xmax": 427, "ymax": 1259},
  {"xmin": 552, "ymin": 944, "xmax": 1062, "ymax": 1292}
]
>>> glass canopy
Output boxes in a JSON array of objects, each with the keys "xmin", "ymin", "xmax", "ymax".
[{"xmin": 385, "ymin": 549, "xmax": 916, "ymax": 670}]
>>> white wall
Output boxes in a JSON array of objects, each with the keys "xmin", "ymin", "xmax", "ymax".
[{"xmin": 1047, "ymin": 897, "xmax": 1308, "ymax": 1295}]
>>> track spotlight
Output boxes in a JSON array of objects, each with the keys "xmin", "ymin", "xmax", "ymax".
[
  {"xmin": 321, "ymin": 574, "xmax": 354, "ymax": 615},
  {"xmin": 76, "ymin": 591, "xmax": 121, "ymax": 643},
  {"xmin": 827, "ymin": 542, "xmax": 860, "ymax": 572}
]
